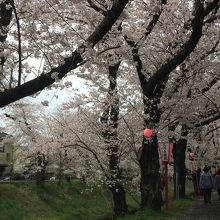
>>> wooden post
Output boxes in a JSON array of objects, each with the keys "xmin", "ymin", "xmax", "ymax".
[{"xmin": 164, "ymin": 161, "xmax": 168, "ymax": 210}]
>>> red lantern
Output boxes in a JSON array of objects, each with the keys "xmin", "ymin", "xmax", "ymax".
[{"xmin": 144, "ymin": 128, "xmax": 153, "ymax": 138}]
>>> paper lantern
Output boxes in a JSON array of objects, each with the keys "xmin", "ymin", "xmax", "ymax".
[{"xmin": 144, "ymin": 128, "xmax": 153, "ymax": 138}]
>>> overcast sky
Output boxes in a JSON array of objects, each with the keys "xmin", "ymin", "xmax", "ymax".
[{"xmin": 0, "ymin": 74, "xmax": 88, "ymax": 128}]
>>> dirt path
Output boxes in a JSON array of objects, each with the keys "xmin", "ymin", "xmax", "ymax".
[{"xmin": 179, "ymin": 192, "xmax": 220, "ymax": 220}]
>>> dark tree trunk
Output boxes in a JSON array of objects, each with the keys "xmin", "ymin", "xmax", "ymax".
[
  {"xmin": 101, "ymin": 62, "xmax": 128, "ymax": 216},
  {"xmin": 173, "ymin": 131, "xmax": 188, "ymax": 198},
  {"xmin": 35, "ymin": 152, "xmax": 48, "ymax": 187},
  {"xmin": 57, "ymin": 151, "xmax": 64, "ymax": 185},
  {"xmin": 139, "ymin": 136, "xmax": 162, "ymax": 210},
  {"xmin": 36, "ymin": 170, "xmax": 46, "ymax": 186},
  {"xmin": 0, "ymin": 165, "xmax": 6, "ymax": 177},
  {"xmin": 137, "ymin": 94, "xmax": 163, "ymax": 210},
  {"xmin": 111, "ymin": 184, "xmax": 128, "ymax": 216},
  {"xmin": 108, "ymin": 140, "xmax": 128, "ymax": 215}
]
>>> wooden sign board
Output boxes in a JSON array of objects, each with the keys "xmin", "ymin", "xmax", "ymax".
[{"xmin": 158, "ymin": 142, "xmax": 173, "ymax": 162}]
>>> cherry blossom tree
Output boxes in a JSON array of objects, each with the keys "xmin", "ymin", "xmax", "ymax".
[
  {"xmin": 117, "ymin": 0, "xmax": 220, "ymax": 208},
  {"xmin": 158, "ymin": 35, "xmax": 220, "ymax": 198},
  {"xmin": 59, "ymin": 65, "xmax": 141, "ymax": 215},
  {"xmin": 1, "ymin": 0, "xmax": 220, "ymax": 215},
  {"xmin": 0, "ymin": 0, "xmax": 129, "ymax": 107}
]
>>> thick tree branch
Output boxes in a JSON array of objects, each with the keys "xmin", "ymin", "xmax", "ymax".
[
  {"xmin": 0, "ymin": 0, "xmax": 13, "ymax": 76},
  {"xmin": 87, "ymin": 0, "xmax": 128, "ymax": 47},
  {"xmin": 11, "ymin": 0, "xmax": 22, "ymax": 86},
  {"xmin": 206, "ymin": 125, "xmax": 220, "ymax": 135},
  {"xmin": 87, "ymin": 0, "xmax": 108, "ymax": 16},
  {"xmin": 171, "ymin": 39, "xmax": 219, "ymax": 95},
  {"xmin": 0, "ymin": 0, "xmax": 128, "ymax": 107},
  {"xmin": 146, "ymin": 0, "xmax": 219, "ymax": 98},
  {"xmin": 136, "ymin": 0, "xmax": 167, "ymax": 48},
  {"xmin": 125, "ymin": 0, "xmax": 167, "ymax": 94},
  {"xmin": 194, "ymin": 110, "xmax": 220, "ymax": 128}
]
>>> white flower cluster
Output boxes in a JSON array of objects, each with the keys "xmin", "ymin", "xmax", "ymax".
[
  {"xmin": 72, "ymin": 0, "xmax": 81, "ymax": 4},
  {"xmin": 0, "ymin": 0, "xmax": 6, "ymax": 4},
  {"xmin": 5, "ymin": 3, "xmax": 12, "ymax": 10}
]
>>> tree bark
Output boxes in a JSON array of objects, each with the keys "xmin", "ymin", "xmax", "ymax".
[
  {"xmin": 101, "ymin": 62, "xmax": 128, "ymax": 216},
  {"xmin": 139, "ymin": 136, "xmax": 162, "ymax": 210},
  {"xmin": 0, "ymin": 0, "xmax": 13, "ymax": 76},
  {"xmin": 173, "ymin": 131, "xmax": 188, "ymax": 198},
  {"xmin": 111, "ymin": 184, "xmax": 128, "ymax": 216},
  {"xmin": 0, "ymin": 0, "xmax": 129, "ymax": 107},
  {"xmin": 35, "ymin": 152, "xmax": 48, "ymax": 187},
  {"xmin": 0, "ymin": 165, "xmax": 6, "ymax": 177}
]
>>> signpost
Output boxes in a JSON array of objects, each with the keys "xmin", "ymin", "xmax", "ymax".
[
  {"xmin": 143, "ymin": 128, "xmax": 173, "ymax": 210},
  {"xmin": 158, "ymin": 142, "xmax": 173, "ymax": 210}
]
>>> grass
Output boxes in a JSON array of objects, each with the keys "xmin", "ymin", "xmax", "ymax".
[
  {"xmin": 0, "ymin": 179, "xmax": 196, "ymax": 220},
  {"xmin": 118, "ymin": 198, "xmax": 195, "ymax": 220},
  {"xmin": 117, "ymin": 178, "xmax": 195, "ymax": 220},
  {"xmin": 0, "ymin": 180, "xmax": 112, "ymax": 220}
]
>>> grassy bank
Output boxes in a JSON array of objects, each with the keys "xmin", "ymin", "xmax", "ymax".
[
  {"xmin": 118, "ymin": 198, "xmax": 195, "ymax": 220},
  {"xmin": 0, "ymin": 180, "xmax": 112, "ymax": 220},
  {"xmin": 0, "ymin": 180, "xmax": 195, "ymax": 220}
]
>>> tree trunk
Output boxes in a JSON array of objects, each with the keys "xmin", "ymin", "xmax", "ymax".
[
  {"xmin": 0, "ymin": 165, "xmax": 6, "ymax": 177},
  {"xmin": 173, "ymin": 134, "xmax": 187, "ymax": 198},
  {"xmin": 101, "ymin": 62, "xmax": 128, "ymax": 216},
  {"xmin": 111, "ymin": 184, "xmax": 128, "ymax": 216},
  {"xmin": 139, "ymin": 136, "xmax": 162, "ymax": 210},
  {"xmin": 35, "ymin": 152, "xmax": 48, "ymax": 187},
  {"xmin": 108, "ymin": 142, "xmax": 128, "ymax": 215},
  {"xmin": 57, "ymin": 151, "xmax": 63, "ymax": 185}
]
